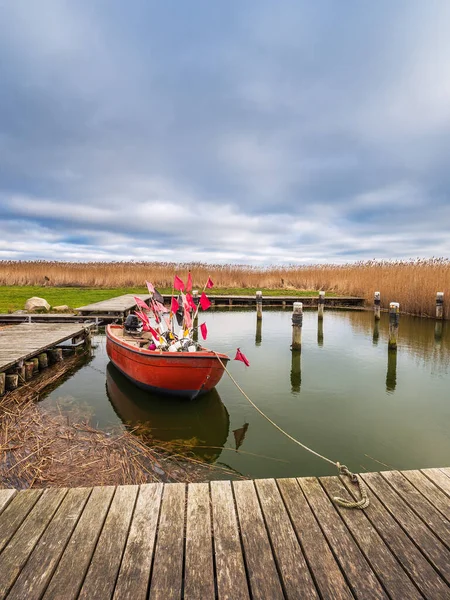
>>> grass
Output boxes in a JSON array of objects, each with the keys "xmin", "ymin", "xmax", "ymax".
[{"xmin": 0, "ymin": 286, "xmax": 323, "ymax": 313}]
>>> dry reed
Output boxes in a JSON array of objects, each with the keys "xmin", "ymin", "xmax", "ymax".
[{"xmin": 1, "ymin": 258, "xmax": 449, "ymax": 318}]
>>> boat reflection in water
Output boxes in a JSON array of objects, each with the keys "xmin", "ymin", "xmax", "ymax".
[{"xmin": 106, "ymin": 363, "xmax": 230, "ymax": 461}]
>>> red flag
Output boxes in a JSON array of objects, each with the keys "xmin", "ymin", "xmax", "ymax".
[
  {"xmin": 206, "ymin": 276, "xmax": 214, "ymax": 289},
  {"xmin": 135, "ymin": 310, "xmax": 149, "ymax": 325},
  {"xmin": 184, "ymin": 310, "xmax": 193, "ymax": 329},
  {"xmin": 186, "ymin": 293, "xmax": 196, "ymax": 311},
  {"xmin": 146, "ymin": 281, "xmax": 155, "ymax": 294},
  {"xmin": 200, "ymin": 292, "xmax": 211, "ymax": 311},
  {"xmin": 234, "ymin": 348, "xmax": 250, "ymax": 367},
  {"xmin": 186, "ymin": 272, "xmax": 193, "ymax": 292},
  {"xmin": 200, "ymin": 322, "xmax": 208, "ymax": 340},
  {"xmin": 148, "ymin": 325, "xmax": 160, "ymax": 339},
  {"xmin": 171, "ymin": 297, "xmax": 179, "ymax": 313},
  {"xmin": 153, "ymin": 300, "xmax": 167, "ymax": 313},
  {"xmin": 134, "ymin": 296, "xmax": 150, "ymax": 311},
  {"xmin": 174, "ymin": 275, "xmax": 185, "ymax": 291}
]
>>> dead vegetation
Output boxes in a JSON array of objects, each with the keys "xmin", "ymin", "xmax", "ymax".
[{"xmin": 0, "ymin": 355, "xmax": 240, "ymax": 489}]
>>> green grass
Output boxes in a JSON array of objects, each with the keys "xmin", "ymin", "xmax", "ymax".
[{"xmin": 0, "ymin": 286, "xmax": 332, "ymax": 313}]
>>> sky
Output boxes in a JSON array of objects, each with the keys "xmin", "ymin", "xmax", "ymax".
[{"xmin": 1, "ymin": 1, "xmax": 450, "ymax": 264}]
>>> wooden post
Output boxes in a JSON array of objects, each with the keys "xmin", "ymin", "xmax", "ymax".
[
  {"xmin": 255, "ymin": 319, "xmax": 262, "ymax": 346},
  {"xmin": 282, "ymin": 300, "xmax": 286, "ymax": 309},
  {"xmin": 38, "ymin": 352, "xmax": 48, "ymax": 369},
  {"xmin": 25, "ymin": 361, "xmax": 34, "ymax": 381},
  {"xmin": 386, "ymin": 349, "xmax": 397, "ymax": 392},
  {"xmin": 48, "ymin": 348, "xmax": 63, "ymax": 363},
  {"xmin": 317, "ymin": 319, "xmax": 323, "ymax": 347},
  {"xmin": 16, "ymin": 364, "xmax": 26, "ymax": 384},
  {"xmin": 374, "ymin": 291, "xmax": 381, "ymax": 320},
  {"xmin": 434, "ymin": 321, "xmax": 443, "ymax": 344},
  {"xmin": 388, "ymin": 302, "xmax": 400, "ymax": 350},
  {"xmin": 31, "ymin": 357, "xmax": 40, "ymax": 372},
  {"xmin": 318, "ymin": 291, "xmax": 325, "ymax": 320},
  {"xmin": 291, "ymin": 302, "xmax": 303, "ymax": 351},
  {"xmin": 0, "ymin": 373, "xmax": 5, "ymax": 396},
  {"xmin": 256, "ymin": 291, "xmax": 263, "ymax": 320},
  {"xmin": 372, "ymin": 320, "xmax": 380, "ymax": 345},
  {"xmin": 436, "ymin": 292, "xmax": 444, "ymax": 319},
  {"xmin": 290, "ymin": 351, "xmax": 301, "ymax": 393},
  {"xmin": 6, "ymin": 374, "xmax": 19, "ymax": 391}
]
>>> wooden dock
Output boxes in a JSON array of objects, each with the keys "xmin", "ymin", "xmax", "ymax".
[
  {"xmin": 0, "ymin": 323, "xmax": 93, "ymax": 373},
  {"xmin": 163, "ymin": 294, "xmax": 366, "ymax": 308},
  {"xmin": 76, "ymin": 294, "xmax": 151, "ymax": 317},
  {"xmin": 0, "ymin": 468, "xmax": 448, "ymax": 599}
]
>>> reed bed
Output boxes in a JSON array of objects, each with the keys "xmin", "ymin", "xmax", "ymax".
[
  {"xmin": 1, "ymin": 259, "xmax": 449, "ymax": 318},
  {"xmin": 0, "ymin": 355, "xmax": 240, "ymax": 489}
]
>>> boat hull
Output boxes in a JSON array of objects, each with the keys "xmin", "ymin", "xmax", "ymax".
[{"xmin": 106, "ymin": 325, "xmax": 229, "ymax": 399}]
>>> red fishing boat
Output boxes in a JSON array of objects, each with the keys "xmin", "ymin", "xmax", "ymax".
[{"xmin": 106, "ymin": 324, "xmax": 230, "ymax": 400}]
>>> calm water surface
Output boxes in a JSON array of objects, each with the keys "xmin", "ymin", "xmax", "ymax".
[{"xmin": 42, "ymin": 309, "xmax": 450, "ymax": 478}]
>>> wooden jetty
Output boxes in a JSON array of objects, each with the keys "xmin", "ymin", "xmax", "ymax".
[
  {"xmin": 0, "ymin": 468, "xmax": 448, "ymax": 599},
  {"xmin": 76, "ymin": 294, "xmax": 151, "ymax": 318},
  {"xmin": 163, "ymin": 294, "xmax": 366, "ymax": 308},
  {"xmin": 0, "ymin": 323, "xmax": 93, "ymax": 374}
]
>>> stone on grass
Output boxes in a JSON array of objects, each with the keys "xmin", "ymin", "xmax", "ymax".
[
  {"xmin": 24, "ymin": 297, "xmax": 50, "ymax": 312},
  {"xmin": 53, "ymin": 305, "xmax": 69, "ymax": 312}
]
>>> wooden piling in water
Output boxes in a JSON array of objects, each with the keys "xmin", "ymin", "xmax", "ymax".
[
  {"xmin": 25, "ymin": 361, "xmax": 34, "ymax": 381},
  {"xmin": 386, "ymin": 349, "xmax": 397, "ymax": 392},
  {"xmin": 317, "ymin": 319, "xmax": 323, "ymax": 347},
  {"xmin": 31, "ymin": 357, "xmax": 40, "ymax": 372},
  {"xmin": 48, "ymin": 348, "xmax": 63, "ymax": 364},
  {"xmin": 290, "ymin": 351, "xmax": 301, "ymax": 392},
  {"xmin": 374, "ymin": 291, "xmax": 381, "ymax": 320},
  {"xmin": 0, "ymin": 373, "xmax": 5, "ymax": 396},
  {"xmin": 388, "ymin": 302, "xmax": 400, "ymax": 350},
  {"xmin": 291, "ymin": 302, "xmax": 303, "ymax": 351},
  {"xmin": 255, "ymin": 319, "xmax": 262, "ymax": 346},
  {"xmin": 436, "ymin": 292, "xmax": 444, "ymax": 319},
  {"xmin": 38, "ymin": 352, "xmax": 48, "ymax": 369},
  {"xmin": 318, "ymin": 291, "xmax": 325, "ymax": 319},
  {"xmin": 256, "ymin": 291, "xmax": 263, "ymax": 320},
  {"xmin": 5, "ymin": 373, "xmax": 19, "ymax": 391}
]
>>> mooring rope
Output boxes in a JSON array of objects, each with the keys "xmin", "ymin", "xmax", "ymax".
[{"xmin": 214, "ymin": 353, "xmax": 369, "ymax": 509}]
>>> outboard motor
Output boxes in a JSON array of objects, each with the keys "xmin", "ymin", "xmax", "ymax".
[{"xmin": 124, "ymin": 314, "xmax": 143, "ymax": 334}]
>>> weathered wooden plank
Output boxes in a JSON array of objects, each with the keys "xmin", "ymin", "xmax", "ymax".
[
  {"xmin": 441, "ymin": 467, "xmax": 450, "ymax": 478},
  {"xmin": 298, "ymin": 477, "xmax": 388, "ymax": 599},
  {"xmin": 422, "ymin": 468, "xmax": 450, "ymax": 497},
  {"xmin": 0, "ymin": 490, "xmax": 43, "ymax": 553},
  {"xmin": 402, "ymin": 470, "xmax": 450, "ymax": 521},
  {"xmin": 320, "ymin": 476, "xmax": 422, "ymax": 600},
  {"xmin": 76, "ymin": 294, "xmax": 150, "ymax": 313},
  {"xmin": 381, "ymin": 470, "xmax": 450, "ymax": 548},
  {"xmin": 343, "ymin": 473, "xmax": 449, "ymax": 599},
  {"xmin": 43, "ymin": 486, "xmax": 115, "ymax": 600},
  {"xmin": 184, "ymin": 483, "xmax": 215, "ymax": 600},
  {"xmin": 0, "ymin": 488, "xmax": 67, "ymax": 599},
  {"xmin": 277, "ymin": 478, "xmax": 352, "ymax": 600},
  {"xmin": 113, "ymin": 483, "xmax": 163, "ymax": 600},
  {"xmin": 7, "ymin": 488, "xmax": 91, "ymax": 600},
  {"xmin": 255, "ymin": 479, "xmax": 318, "ymax": 599},
  {"xmin": 78, "ymin": 485, "xmax": 138, "ymax": 600},
  {"xmin": 0, "ymin": 489, "xmax": 17, "ymax": 515},
  {"xmin": 361, "ymin": 472, "xmax": 450, "ymax": 584},
  {"xmin": 149, "ymin": 483, "xmax": 185, "ymax": 600},
  {"xmin": 233, "ymin": 480, "xmax": 284, "ymax": 600},
  {"xmin": 210, "ymin": 480, "xmax": 250, "ymax": 600}
]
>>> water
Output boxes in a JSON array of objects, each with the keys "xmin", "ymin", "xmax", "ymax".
[{"xmin": 41, "ymin": 309, "xmax": 450, "ymax": 479}]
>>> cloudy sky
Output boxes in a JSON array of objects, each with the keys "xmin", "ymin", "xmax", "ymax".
[{"xmin": 1, "ymin": 1, "xmax": 450, "ymax": 264}]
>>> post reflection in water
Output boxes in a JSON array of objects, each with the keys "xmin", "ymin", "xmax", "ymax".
[
  {"xmin": 372, "ymin": 320, "xmax": 380, "ymax": 345},
  {"xmin": 434, "ymin": 321, "xmax": 443, "ymax": 344},
  {"xmin": 290, "ymin": 351, "xmax": 302, "ymax": 393},
  {"xmin": 386, "ymin": 349, "xmax": 397, "ymax": 393},
  {"xmin": 255, "ymin": 319, "xmax": 262, "ymax": 346},
  {"xmin": 105, "ymin": 363, "xmax": 230, "ymax": 461},
  {"xmin": 317, "ymin": 318, "xmax": 323, "ymax": 347}
]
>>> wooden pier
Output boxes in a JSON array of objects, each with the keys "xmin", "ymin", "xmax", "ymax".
[
  {"xmin": 0, "ymin": 468, "xmax": 448, "ymax": 599},
  {"xmin": 0, "ymin": 323, "xmax": 93, "ymax": 374},
  {"xmin": 163, "ymin": 294, "xmax": 366, "ymax": 308},
  {"xmin": 76, "ymin": 294, "xmax": 152, "ymax": 318}
]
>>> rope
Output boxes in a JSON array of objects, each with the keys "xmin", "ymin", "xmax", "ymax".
[{"xmin": 214, "ymin": 353, "xmax": 369, "ymax": 509}]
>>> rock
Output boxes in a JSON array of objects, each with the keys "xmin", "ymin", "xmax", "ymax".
[
  {"xmin": 53, "ymin": 305, "xmax": 69, "ymax": 312},
  {"xmin": 24, "ymin": 297, "xmax": 50, "ymax": 312}
]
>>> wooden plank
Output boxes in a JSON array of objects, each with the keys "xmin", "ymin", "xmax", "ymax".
[
  {"xmin": 184, "ymin": 483, "xmax": 215, "ymax": 600},
  {"xmin": 422, "ymin": 468, "xmax": 450, "ymax": 497},
  {"xmin": 210, "ymin": 480, "xmax": 250, "ymax": 600},
  {"xmin": 320, "ymin": 476, "xmax": 422, "ymax": 600},
  {"xmin": 0, "ymin": 489, "xmax": 17, "ymax": 515},
  {"xmin": 43, "ymin": 486, "xmax": 115, "ymax": 600},
  {"xmin": 149, "ymin": 483, "xmax": 185, "ymax": 600},
  {"xmin": 78, "ymin": 485, "xmax": 138, "ymax": 600},
  {"xmin": 76, "ymin": 294, "xmax": 150, "ymax": 313},
  {"xmin": 7, "ymin": 488, "xmax": 91, "ymax": 600},
  {"xmin": 113, "ymin": 483, "xmax": 163, "ymax": 600},
  {"xmin": 0, "ymin": 488, "xmax": 67, "ymax": 599},
  {"xmin": 441, "ymin": 467, "xmax": 450, "ymax": 478},
  {"xmin": 298, "ymin": 477, "xmax": 388, "ymax": 599},
  {"xmin": 0, "ymin": 490, "xmax": 42, "ymax": 553},
  {"xmin": 402, "ymin": 470, "xmax": 450, "ymax": 521},
  {"xmin": 254, "ymin": 479, "xmax": 318, "ymax": 599},
  {"xmin": 361, "ymin": 472, "xmax": 450, "ymax": 584},
  {"xmin": 233, "ymin": 480, "xmax": 284, "ymax": 600},
  {"xmin": 381, "ymin": 470, "xmax": 450, "ymax": 548},
  {"xmin": 277, "ymin": 478, "xmax": 352, "ymax": 600}
]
